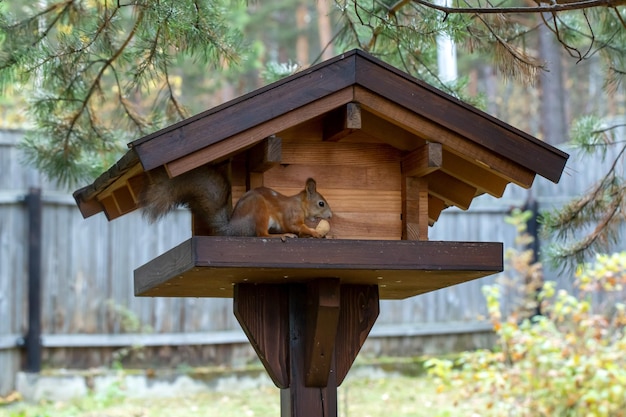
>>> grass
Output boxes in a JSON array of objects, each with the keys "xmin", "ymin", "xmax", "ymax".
[{"xmin": 0, "ymin": 370, "xmax": 485, "ymax": 417}]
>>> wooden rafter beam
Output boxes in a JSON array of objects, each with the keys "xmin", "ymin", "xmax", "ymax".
[
  {"xmin": 248, "ymin": 135, "xmax": 283, "ymax": 173},
  {"xmin": 99, "ymin": 195, "xmax": 122, "ymax": 220},
  {"xmin": 360, "ymin": 109, "xmax": 425, "ymax": 151},
  {"xmin": 428, "ymin": 195, "xmax": 446, "ymax": 224},
  {"xmin": 441, "ymin": 150, "xmax": 508, "ymax": 198},
  {"xmin": 323, "ymin": 103, "xmax": 362, "ymax": 142},
  {"xmin": 425, "ymin": 171, "xmax": 477, "ymax": 210},
  {"xmin": 323, "ymin": 104, "xmax": 427, "ymax": 152},
  {"xmin": 402, "ymin": 142, "xmax": 442, "ymax": 177}
]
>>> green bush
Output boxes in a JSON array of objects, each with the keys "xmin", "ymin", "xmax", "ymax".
[{"xmin": 427, "ymin": 245, "xmax": 626, "ymax": 416}]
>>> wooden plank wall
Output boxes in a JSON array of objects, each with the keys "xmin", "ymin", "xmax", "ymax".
[
  {"xmin": 1, "ymin": 128, "xmax": 624, "ymax": 395},
  {"xmin": 260, "ymin": 139, "xmax": 403, "ymax": 240}
]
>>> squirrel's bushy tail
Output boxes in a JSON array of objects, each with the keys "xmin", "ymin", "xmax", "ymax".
[{"xmin": 139, "ymin": 162, "xmax": 232, "ymax": 232}]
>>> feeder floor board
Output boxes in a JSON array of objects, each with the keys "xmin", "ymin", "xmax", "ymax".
[{"xmin": 134, "ymin": 237, "xmax": 502, "ymax": 299}]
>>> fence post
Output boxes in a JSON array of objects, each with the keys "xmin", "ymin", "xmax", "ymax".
[
  {"xmin": 25, "ymin": 187, "xmax": 42, "ymax": 372},
  {"xmin": 523, "ymin": 198, "xmax": 540, "ymax": 263},
  {"xmin": 523, "ymin": 197, "xmax": 542, "ymax": 318}
]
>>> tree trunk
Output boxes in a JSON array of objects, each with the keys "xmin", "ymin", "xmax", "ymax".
[
  {"xmin": 538, "ymin": 17, "xmax": 568, "ymax": 145},
  {"xmin": 296, "ymin": 3, "xmax": 309, "ymax": 67},
  {"xmin": 316, "ymin": 0, "xmax": 334, "ymax": 61}
]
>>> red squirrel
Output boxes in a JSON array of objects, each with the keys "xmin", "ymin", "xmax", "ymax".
[{"xmin": 139, "ymin": 162, "xmax": 332, "ymax": 239}]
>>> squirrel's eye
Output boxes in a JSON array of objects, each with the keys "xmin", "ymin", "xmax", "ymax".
[{"xmin": 318, "ymin": 201, "xmax": 325, "ymax": 208}]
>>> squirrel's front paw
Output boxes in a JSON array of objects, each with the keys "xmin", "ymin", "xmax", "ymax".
[{"xmin": 280, "ymin": 233, "xmax": 298, "ymax": 242}]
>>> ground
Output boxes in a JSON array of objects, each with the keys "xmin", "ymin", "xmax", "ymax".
[{"xmin": 1, "ymin": 367, "xmax": 486, "ymax": 417}]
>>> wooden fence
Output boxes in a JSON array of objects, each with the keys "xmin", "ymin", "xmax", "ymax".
[{"xmin": 1, "ymin": 128, "xmax": 623, "ymax": 395}]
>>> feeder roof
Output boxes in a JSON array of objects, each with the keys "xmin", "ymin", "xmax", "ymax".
[{"xmin": 74, "ymin": 49, "xmax": 568, "ymax": 222}]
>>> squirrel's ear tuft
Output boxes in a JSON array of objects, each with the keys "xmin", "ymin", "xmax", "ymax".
[{"xmin": 305, "ymin": 178, "xmax": 317, "ymax": 194}]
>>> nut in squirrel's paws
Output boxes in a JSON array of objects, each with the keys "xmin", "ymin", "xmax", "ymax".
[{"xmin": 315, "ymin": 219, "xmax": 331, "ymax": 238}]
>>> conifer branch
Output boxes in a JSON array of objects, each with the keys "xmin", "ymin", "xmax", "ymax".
[
  {"xmin": 410, "ymin": 0, "xmax": 626, "ymax": 14},
  {"xmin": 62, "ymin": 8, "xmax": 144, "ymax": 157}
]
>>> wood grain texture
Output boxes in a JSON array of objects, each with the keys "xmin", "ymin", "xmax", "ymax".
[
  {"xmin": 402, "ymin": 177, "xmax": 428, "ymax": 240},
  {"xmin": 304, "ymin": 279, "xmax": 340, "ymax": 387},
  {"xmin": 129, "ymin": 49, "xmax": 566, "ymax": 182},
  {"xmin": 402, "ymin": 143, "xmax": 443, "ymax": 177},
  {"xmin": 335, "ymin": 285, "xmax": 379, "ymax": 385},
  {"xmin": 126, "ymin": 174, "xmax": 144, "ymax": 203},
  {"xmin": 261, "ymin": 163, "xmax": 400, "ymax": 192},
  {"xmin": 88, "ymin": 163, "xmax": 144, "ymax": 219},
  {"xmin": 133, "ymin": 239, "xmax": 195, "ymax": 295},
  {"xmin": 281, "ymin": 140, "xmax": 402, "ymax": 167},
  {"xmin": 73, "ymin": 148, "xmax": 141, "ymax": 205},
  {"xmin": 2, "ymin": 127, "xmax": 581, "ymax": 391},
  {"xmin": 134, "ymin": 237, "xmax": 503, "ymax": 299},
  {"xmin": 234, "ymin": 284, "xmax": 290, "ymax": 388},
  {"xmin": 281, "ymin": 284, "xmax": 338, "ymax": 417},
  {"xmin": 326, "ymin": 212, "xmax": 401, "ymax": 240}
]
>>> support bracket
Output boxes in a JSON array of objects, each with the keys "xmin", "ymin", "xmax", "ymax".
[{"xmin": 233, "ymin": 280, "xmax": 380, "ymax": 417}]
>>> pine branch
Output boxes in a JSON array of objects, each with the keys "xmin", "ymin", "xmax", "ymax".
[
  {"xmin": 410, "ymin": 0, "xmax": 626, "ymax": 14},
  {"xmin": 2, "ymin": 1, "xmax": 243, "ymax": 185},
  {"xmin": 162, "ymin": 64, "xmax": 188, "ymax": 121},
  {"xmin": 543, "ymin": 143, "xmax": 626, "ymax": 268},
  {"xmin": 62, "ymin": 8, "xmax": 144, "ymax": 158}
]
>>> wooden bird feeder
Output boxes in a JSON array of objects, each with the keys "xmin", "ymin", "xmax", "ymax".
[{"xmin": 74, "ymin": 50, "xmax": 568, "ymax": 416}]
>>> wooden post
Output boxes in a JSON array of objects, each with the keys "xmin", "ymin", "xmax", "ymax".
[
  {"xmin": 281, "ymin": 284, "xmax": 339, "ymax": 417},
  {"xmin": 25, "ymin": 187, "xmax": 42, "ymax": 373},
  {"xmin": 402, "ymin": 177, "xmax": 429, "ymax": 240},
  {"xmin": 402, "ymin": 143, "xmax": 442, "ymax": 240},
  {"xmin": 234, "ymin": 280, "xmax": 379, "ymax": 417}
]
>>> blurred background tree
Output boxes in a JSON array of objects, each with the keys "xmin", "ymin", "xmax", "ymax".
[{"xmin": 1, "ymin": 0, "xmax": 625, "ymax": 267}]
